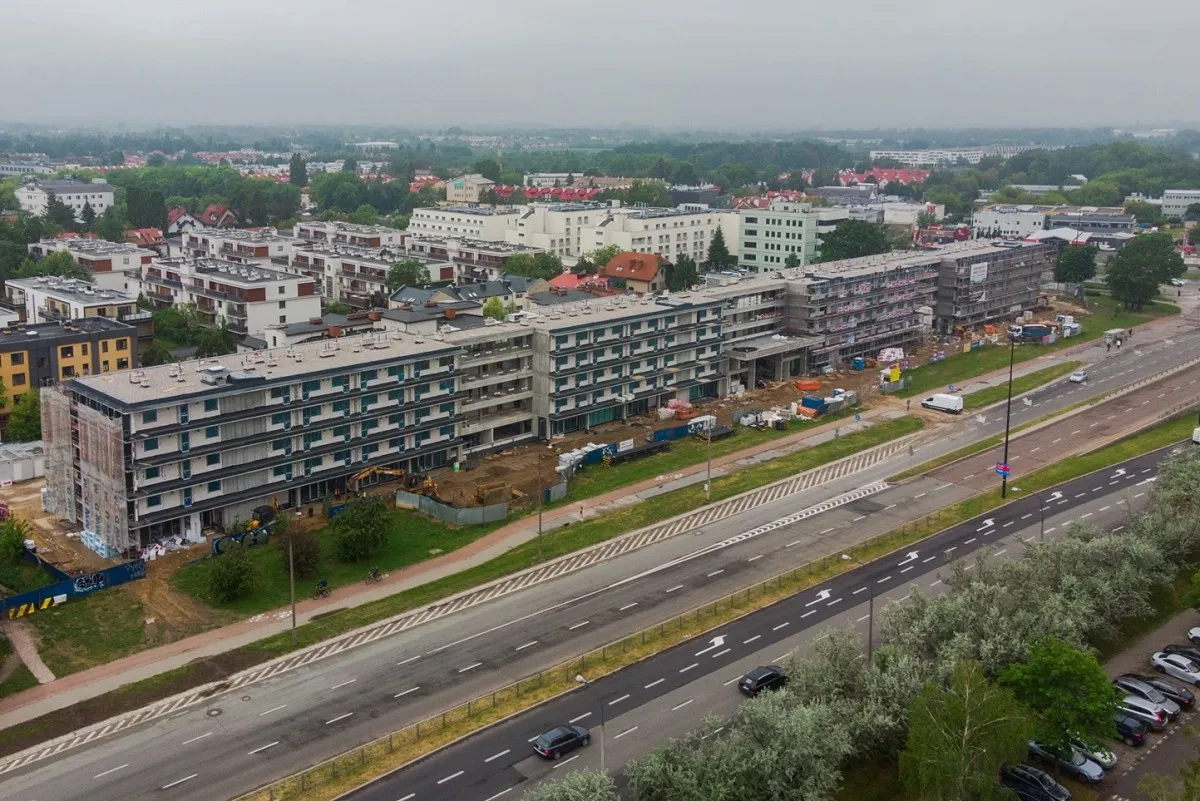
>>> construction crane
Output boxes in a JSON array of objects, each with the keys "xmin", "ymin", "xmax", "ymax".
[{"xmin": 347, "ymin": 466, "xmax": 408, "ymax": 493}]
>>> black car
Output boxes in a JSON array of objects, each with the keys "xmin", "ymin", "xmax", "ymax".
[
  {"xmin": 739, "ymin": 665, "xmax": 788, "ymax": 696},
  {"xmin": 1122, "ymin": 673, "xmax": 1196, "ymax": 709},
  {"xmin": 1114, "ymin": 675, "xmax": 1181, "ymax": 719},
  {"xmin": 532, "ymin": 724, "xmax": 590, "ymax": 760},
  {"xmin": 1162, "ymin": 644, "xmax": 1200, "ymax": 664},
  {"xmin": 1000, "ymin": 763, "xmax": 1071, "ymax": 801},
  {"xmin": 1113, "ymin": 712, "xmax": 1148, "ymax": 747}
]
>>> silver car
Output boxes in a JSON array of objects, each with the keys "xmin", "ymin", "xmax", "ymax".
[
  {"xmin": 1115, "ymin": 675, "xmax": 1182, "ymax": 718},
  {"xmin": 1118, "ymin": 694, "xmax": 1170, "ymax": 730},
  {"xmin": 1071, "ymin": 738, "xmax": 1117, "ymax": 770},
  {"xmin": 1153, "ymin": 652, "xmax": 1200, "ymax": 686},
  {"xmin": 1028, "ymin": 741, "xmax": 1105, "ymax": 784}
]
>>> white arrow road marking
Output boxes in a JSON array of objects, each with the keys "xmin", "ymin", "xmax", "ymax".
[
  {"xmin": 805, "ymin": 589, "xmax": 832, "ymax": 606},
  {"xmin": 695, "ymin": 635, "xmax": 727, "ymax": 656}
]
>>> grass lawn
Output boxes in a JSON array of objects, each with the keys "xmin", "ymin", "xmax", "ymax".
[
  {"xmin": 23, "ymin": 587, "xmax": 171, "ymax": 678},
  {"xmin": 173, "ymin": 509, "xmax": 506, "ymax": 615},
  {"xmin": 961, "ymin": 361, "xmax": 1083, "ymax": 410},
  {"xmin": 897, "ymin": 299, "xmax": 1179, "ymax": 399},
  {"xmin": 560, "ymin": 404, "xmax": 862, "ymax": 504},
  {"xmin": 240, "ymin": 415, "xmax": 924, "ymax": 658},
  {"xmin": 0, "ymin": 636, "xmax": 38, "ymax": 701},
  {"xmin": 0, "ymin": 560, "xmax": 57, "ymax": 597}
]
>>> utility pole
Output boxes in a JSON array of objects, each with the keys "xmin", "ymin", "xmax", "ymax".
[
  {"xmin": 705, "ymin": 417, "xmax": 713, "ymax": 503},
  {"xmin": 575, "ymin": 675, "xmax": 606, "ymax": 772},
  {"xmin": 1000, "ymin": 336, "xmax": 1016, "ymax": 499},
  {"xmin": 841, "ymin": 554, "xmax": 873, "ymax": 661}
]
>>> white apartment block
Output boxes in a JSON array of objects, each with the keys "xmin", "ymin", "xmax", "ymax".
[
  {"xmin": 524, "ymin": 173, "xmax": 575, "ymax": 188},
  {"xmin": 408, "ymin": 206, "xmax": 521, "ymax": 241},
  {"xmin": 140, "ymin": 258, "xmax": 321, "ymax": 339},
  {"xmin": 505, "ymin": 202, "xmax": 617, "ymax": 258},
  {"xmin": 867, "ymin": 145, "xmax": 1037, "ymax": 166},
  {"xmin": 401, "ymin": 235, "xmax": 543, "ymax": 283},
  {"xmin": 971, "ymin": 204, "xmax": 1054, "ymax": 238},
  {"xmin": 0, "ymin": 163, "xmax": 55, "ymax": 176},
  {"xmin": 584, "ymin": 206, "xmax": 741, "ymax": 264},
  {"xmin": 293, "ymin": 220, "xmax": 406, "ymax": 248},
  {"xmin": 290, "ymin": 245, "xmax": 447, "ymax": 304},
  {"xmin": 5, "ymin": 277, "xmax": 140, "ymax": 325},
  {"xmin": 15, "ymin": 179, "xmax": 115, "ymax": 220},
  {"xmin": 736, "ymin": 200, "xmax": 833, "ymax": 271},
  {"xmin": 28, "ymin": 237, "xmax": 155, "ymax": 273},
  {"xmin": 182, "ymin": 229, "xmax": 303, "ymax": 266},
  {"xmin": 1162, "ymin": 189, "xmax": 1200, "ymax": 219}
]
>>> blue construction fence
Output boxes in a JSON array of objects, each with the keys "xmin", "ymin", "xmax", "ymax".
[{"xmin": 2, "ymin": 558, "xmax": 147, "ymax": 619}]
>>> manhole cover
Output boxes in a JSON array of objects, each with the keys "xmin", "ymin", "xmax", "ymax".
[
  {"xmin": 206, "ymin": 708, "xmax": 222, "ymax": 718},
  {"xmin": 242, "ymin": 695, "xmax": 251, "ymax": 702}
]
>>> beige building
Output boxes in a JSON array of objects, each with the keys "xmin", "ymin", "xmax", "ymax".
[{"xmin": 445, "ymin": 174, "xmax": 495, "ymax": 203}]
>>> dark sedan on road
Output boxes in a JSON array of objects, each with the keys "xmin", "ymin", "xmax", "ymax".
[
  {"xmin": 1113, "ymin": 712, "xmax": 1148, "ymax": 746},
  {"xmin": 1121, "ymin": 673, "xmax": 1196, "ymax": 709},
  {"xmin": 532, "ymin": 724, "xmax": 590, "ymax": 760},
  {"xmin": 739, "ymin": 665, "xmax": 788, "ymax": 696}
]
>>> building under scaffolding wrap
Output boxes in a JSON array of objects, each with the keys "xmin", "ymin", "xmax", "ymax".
[{"xmin": 43, "ymin": 384, "xmax": 132, "ymax": 558}]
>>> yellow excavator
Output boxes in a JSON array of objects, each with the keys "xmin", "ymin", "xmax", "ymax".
[{"xmin": 347, "ymin": 466, "xmax": 408, "ymax": 493}]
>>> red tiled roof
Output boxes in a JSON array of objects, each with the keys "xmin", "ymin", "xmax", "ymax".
[
  {"xmin": 599, "ymin": 252, "xmax": 664, "ymax": 283},
  {"xmin": 196, "ymin": 203, "xmax": 236, "ymax": 225},
  {"xmin": 125, "ymin": 228, "xmax": 165, "ymax": 247},
  {"xmin": 167, "ymin": 207, "xmax": 191, "ymax": 224}
]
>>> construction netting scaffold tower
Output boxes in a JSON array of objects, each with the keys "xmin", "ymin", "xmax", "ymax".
[{"xmin": 43, "ymin": 385, "xmax": 132, "ymax": 558}]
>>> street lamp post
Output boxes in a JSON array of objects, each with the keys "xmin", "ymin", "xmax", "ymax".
[
  {"xmin": 289, "ymin": 509, "xmax": 302, "ymax": 645},
  {"xmin": 575, "ymin": 675, "xmax": 606, "ymax": 772},
  {"xmin": 840, "ymin": 553, "xmax": 873, "ymax": 661},
  {"xmin": 1000, "ymin": 336, "xmax": 1017, "ymax": 499},
  {"xmin": 1011, "ymin": 486, "xmax": 1045, "ymax": 541},
  {"xmin": 705, "ymin": 417, "xmax": 713, "ymax": 503}
]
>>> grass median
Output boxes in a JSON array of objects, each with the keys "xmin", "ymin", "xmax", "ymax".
[{"xmin": 961, "ymin": 361, "xmax": 1082, "ymax": 410}]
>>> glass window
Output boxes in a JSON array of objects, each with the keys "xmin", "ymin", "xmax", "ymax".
[
  {"xmin": 147, "ymin": 495, "xmax": 162, "ymax": 508},
  {"xmin": 145, "ymin": 466, "xmax": 160, "ymax": 479},
  {"xmin": 207, "ymin": 481, "xmax": 221, "ymax": 492},
  {"xmin": 142, "ymin": 410, "xmax": 157, "ymax": 424},
  {"xmin": 204, "ymin": 399, "xmax": 218, "ymax": 412},
  {"xmin": 206, "ymin": 453, "xmax": 220, "ymax": 466},
  {"xmin": 205, "ymin": 425, "xmax": 219, "ymax": 438},
  {"xmin": 144, "ymin": 437, "xmax": 158, "ymax": 451}
]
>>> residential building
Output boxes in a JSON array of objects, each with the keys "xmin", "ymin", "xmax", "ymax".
[
  {"xmin": 182, "ymin": 229, "xmax": 302, "ymax": 265},
  {"xmin": 933, "ymin": 241, "xmax": 1054, "ymax": 332},
  {"xmin": 408, "ymin": 206, "xmax": 521, "ymax": 241},
  {"xmin": 445, "ymin": 174, "xmax": 495, "ymax": 203},
  {"xmin": 867, "ymin": 145, "xmax": 1037, "ymax": 166},
  {"xmin": 195, "ymin": 204, "xmax": 238, "ymax": 228},
  {"xmin": 737, "ymin": 200, "xmax": 833, "ymax": 271},
  {"xmin": 846, "ymin": 202, "xmax": 945, "ymax": 227},
  {"xmin": 702, "ymin": 277, "xmax": 811, "ymax": 389},
  {"xmin": 141, "ymin": 258, "xmax": 320, "ymax": 339},
  {"xmin": 401, "ymin": 235, "xmax": 543, "ymax": 283},
  {"xmin": 1044, "ymin": 207, "xmax": 1135, "ymax": 234},
  {"xmin": 389, "ymin": 276, "xmax": 547, "ymax": 312},
  {"xmin": 0, "ymin": 163, "xmax": 55, "ymax": 176},
  {"xmin": 126, "ymin": 228, "xmax": 168, "ymax": 255},
  {"xmin": 5, "ymin": 277, "xmax": 142, "ymax": 325},
  {"xmin": 1161, "ymin": 190, "xmax": 1200, "ymax": 219},
  {"xmin": 293, "ymin": 221, "xmax": 405, "ymax": 248},
  {"xmin": 15, "ymin": 179, "xmax": 115, "ymax": 221},
  {"xmin": 524, "ymin": 173, "xmax": 576, "ymax": 188},
  {"xmin": 598, "ymin": 252, "xmax": 666, "ymax": 294},
  {"xmin": 505, "ymin": 202, "xmax": 617, "ymax": 258},
  {"xmin": 668, "ymin": 185, "xmax": 723, "ymax": 206},
  {"xmin": 290, "ymin": 245, "xmax": 407, "ymax": 305},
  {"xmin": 249, "ymin": 312, "xmax": 380, "ymax": 351},
  {"xmin": 583, "ymin": 206, "xmax": 741, "ymax": 264},
  {"xmin": 167, "ymin": 208, "xmax": 202, "ymax": 235},
  {"xmin": 972, "ymin": 204, "xmax": 1056, "ymax": 238},
  {"xmin": 27, "ymin": 237, "xmax": 156, "ymax": 274},
  {"xmin": 807, "ymin": 185, "xmax": 877, "ymax": 205}
]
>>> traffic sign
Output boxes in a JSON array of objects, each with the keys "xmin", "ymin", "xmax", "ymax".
[
  {"xmin": 854, "ymin": 414, "xmax": 861, "ymax": 423},
  {"xmin": 995, "ymin": 462, "xmax": 1010, "ymax": 477}
]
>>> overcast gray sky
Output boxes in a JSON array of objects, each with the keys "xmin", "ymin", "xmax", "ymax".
[{"xmin": 5, "ymin": 0, "xmax": 1197, "ymax": 129}]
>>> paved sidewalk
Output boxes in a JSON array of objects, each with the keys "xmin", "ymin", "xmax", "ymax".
[
  {"xmin": 0, "ymin": 622, "xmax": 54, "ymax": 684},
  {"xmin": 0, "ymin": 311, "xmax": 1184, "ymax": 726}
]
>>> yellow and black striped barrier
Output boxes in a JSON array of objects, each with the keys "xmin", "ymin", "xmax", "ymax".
[{"xmin": 6, "ymin": 597, "xmax": 62, "ymax": 619}]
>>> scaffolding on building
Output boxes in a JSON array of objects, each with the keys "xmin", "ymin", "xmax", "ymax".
[
  {"xmin": 77, "ymin": 402, "xmax": 130, "ymax": 558},
  {"xmin": 41, "ymin": 385, "xmax": 76, "ymax": 524}
]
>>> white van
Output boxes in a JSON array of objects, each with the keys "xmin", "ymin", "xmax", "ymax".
[
  {"xmin": 1193, "ymin": 426, "xmax": 1200, "ymax": 445},
  {"xmin": 921, "ymin": 393, "xmax": 964, "ymax": 414}
]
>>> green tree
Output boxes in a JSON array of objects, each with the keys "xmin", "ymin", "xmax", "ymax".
[
  {"xmin": 784, "ymin": 252, "xmax": 802, "ymax": 269},
  {"xmin": 472, "ymin": 158, "xmax": 502, "ymax": 183},
  {"xmin": 126, "ymin": 185, "xmax": 167, "ymax": 230},
  {"xmin": 818, "ymin": 220, "xmax": 890, "ymax": 262},
  {"xmin": 196, "ymin": 323, "xmax": 235, "ymax": 358},
  {"xmin": 311, "ymin": 172, "xmax": 367, "ymax": 214},
  {"xmin": 811, "ymin": 167, "xmax": 840, "ymax": 188},
  {"xmin": 139, "ymin": 341, "xmax": 173, "ymax": 366},
  {"xmin": 341, "ymin": 157, "xmax": 358, "ymax": 174},
  {"xmin": 331, "ymin": 499, "xmax": 389, "ymax": 562},
  {"xmin": 208, "ymin": 547, "xmax": 254, "ymax": 603},
  {"xmin": 504, "ymin": 252, "xmax": 563, "ymax": 280},
  {"xmin": 1105, "ymin": 232, "xmax": 1186, "ymax": 309},
  {"xmin": 1189, "ymin": 227, "xmax": 1200, "ymax": 247},
  {"xmin": 482, "ymin": 297, "xmax": 506, "ymax": 320},
  {"xmin": 146, "ymin": 154, "xmax": 167, "ymax": 168},
  {"xmin": 93, "ymin": 208, "xmax": 126, "ymax": 243},
  {"xmin": 665, "ymin": 254, "xmax": 700, "ymax": 292},
  {"xmin": 79, "ymin": 201, "xmax": 97, "ymax": 232},
  {"xmin": 20, "ymin": 250, "xmax": 90, "ymax": 281},
  {"xmin": 0, "ymin": 519, "xmax": 30, "ymax": 564},
  {"xmin": 899, "ymin": 661, "xmax": 1035, "ymax": 801},
  {"xmin": 6, "ymin": 390, "xmax": 41, "ymax": 442},
  {"xmin": 288, "ymin": 153, "xmax": 308, "ymax": 187},
  {"xmin": 279, "ymin": 531, "xmax": 320, "ymax": 579},
  {"xmin": 349, "ymin": 204, "xmax": 380, "ymax": 226},
  {"xmin": 324, "ymin": 300, "xmax": 351, "ymax": 315},
  {"xmin": 705, "ymin": 226, "xmax": 734, "ymax": 270},
  {"xmin": 523, "ymin": 769, "xmax": 619, "ymax": 801},
  {"xmin": 387, "ymin": 259, "xmax": 431, "ymax": 292},
  {"xmin": 1124, "ymin": 200, "xmax": 1160, "ymax": 223},
  {"xmin": 45, "ymin": 192, "xmax": 78, "ymax": 230},
  {"xmin": 1185, "ymin": 203, "xmax": 1200, "ymax": 222},
  {"xmin": 1000, "ymin": 639, "xmax": 1120, "ymax": 753},
  {"xmin": 583, "ymin": 245, "xmax": 620, "ymax": 273},
  {"xmin": 916, "ymin": 210, "xmax": 938, "ymax": 228},
  {"xmin": 1054, "ymin": 244, "xmax": 1099, "ymax": 283}
]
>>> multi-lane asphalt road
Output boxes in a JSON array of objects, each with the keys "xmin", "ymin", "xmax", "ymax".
[
  {"xmin": 4, "ymin": 329, "xmax": 1200, "ymax": 801},
  {"xmin": 342, "ymin": 445, "xmax": 1176, "ymax": 801}
]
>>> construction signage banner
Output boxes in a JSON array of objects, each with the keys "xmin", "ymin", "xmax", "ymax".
[{"xmin": 3, "ymin": 560, "xmax": 147, "ymax": 619}]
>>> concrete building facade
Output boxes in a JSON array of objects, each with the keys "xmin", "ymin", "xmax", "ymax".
[
  {"xmin": 1160, "ymin": 190, "xmax": 1200, "ymax": 219},
  {"xmin": 15, "ymin": 179, "xmax": 115, "ymax": 221}
]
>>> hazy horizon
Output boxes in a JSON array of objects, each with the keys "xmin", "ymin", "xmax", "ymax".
[{"xmin": 6, "ymin": 0, "xmax": 1200, "ymax": 130}]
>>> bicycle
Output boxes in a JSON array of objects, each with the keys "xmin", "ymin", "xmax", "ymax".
[
  {"xmin": 365, "ymin": 569, "xmax": 383, "ymax": 585},
  {"xmin": 313, "ymin": 585, "xmax": 331, "ymax": 600}
]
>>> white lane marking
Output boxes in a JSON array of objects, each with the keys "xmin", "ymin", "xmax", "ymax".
[
  {"xmin": 568, "ymin": 620, "xmax": 590, "ymax": 631},
  {"xmin": 609, "ymin": 694, "xmax": 630, "ymax": 706},
  {"xmin": 931, "ymin": 579, "xmax": 943, "ymax": 587},
  {"xmin": 723, "ymin": 676, "xmax": 741, "ymax": 686},
  {"xmin": 1100, "ymin": 505, "xmax": 1111, "ymax": 512},
  {"xmin": 773, "ymin": 622, "xmax": 790, "ymax": 631},
  {"xmin": 994, "ymin": 549, "xmax": 1007, "ymax": 556},
  {"xmin": 914, "ymin": 492, "xmax": 927, "ymax": 499},
  {"xmin": 162, "ymin": 774, "xmax": 199, "ymax": 790},
  {"xmin": 900, "ymin": 566, "xmax": 914, "ymax": 573},
  {"xmin": 1052, "ymin": 438, "xmax": 1062, "ymax": 444},
  {"xmin": 1075, "ymin": 493, "xmax": 1086, "ymax": 498},
  {"xmin": 614, "ymin": 726, "xmax": 639, "ymax": 740},
  {"xmin": 820, "ymin": 527, "xmax": 835, "ymax": 534},
  {"xmin": 1134, "ymin": 492, "xmax": 1145, "ymax": 498},
  {"xmin": 877, "ymin": 575, "xmax": 892, "ymax": 584},
  {"xmin": 673, "ymin": 699, "xmax": 695, "ymax": 711},
  {"xmin": 884, "ymin": 504, "xmax": 897, "ymax": 510},
  {"xmin": 898, "ymin": 594, "xmax": 911, "ymax": 603},
  {"xmin": 827, "ymin": 598, "xmax": 843, "ymax": 607},
  {"xmin": 1002, "ymin": 521, "xmax": 1014, "ymax": 528},
  {"xmin": 645, "ymin": 678, "xmax": 665, "ymax": 689},
  {"xmin": 801, "ymin": 610, "xmax": 816, "ymax": 618},
  {"xmin": 706, "ymin": 569, "xmax": 725, "ymax": 578},
  {"xmin": 853, "ymin": 515, "xmax": 867, "ymax": 522},
  {"xmin": 331, "ymin": 678, "xmax": 356, "ymax": 690},
  {"xmin": 1071, "ymin": 429, "xmax": 1081, "ymax": 435},
  {"xmin": 1030, "ymin": 447, "xmax": 1041, "ymax": 453},
  {"xmin": 516, "ymin": 640, "xmax": 538, "ymax": 651},
  {"xmin": 394, "ymin": 686, "xmax": 420, "ymax": 698},
  {"xmin": 681, "ymin": 663, "xmax": 699, "ymax": 673},
  {"xmin": 744, "ymin": 634, "xmax": 762, "ymax": 645},
  {"xmin": 965, "ymin": 538, "xmax": 977, "ymax": 545},
  {"xmin": 326, "ymin": 713, "xmax": 354, "ymax": 725},
  {"xmin": 483, "ymin": 789, "xmax": 513, "ymax": 801},
  {"xmin": 1021, "ymin": 514, "xmax": 1033, "ymax": 520},
  {"xmin": 853, "ymin": 586, "xmax": 867, "ymax": 594},
  {"xmin": 1045, "ymin": 526, "xmax": 1057, "ymax": 534},
  {"xmin": 857, "ymin": 614, "xmax": 871, "ymax": 623},
  {"xmin": 1081, "ymin": 512, "xmax": 1093, "ymax": 519},
  {"xmin": 399, "ymin": 795, "xmax": 416, "ymax": 801},
  {"xmin": 932, "ymin": 484, "xmax": 949, "ymax": 492},
  {"xmin": 438, "ymin": 770, "xmax": 466, "ymax": 784},
  {"xmin": 569, "ymin": 714, "xmax": 591, "ymax": 724},
  {"xmin": 182, "ymin": 732, "xmax": 212, "ymax": 745},
  {"xmin": 712, "ymin": 648, "xmax": 731, "ymax": 658},
  {"xmin": 747, "ymin": 555, "xmax": 764, "ymax": 562},
  {"xmin": 945, "ymin": 546, "xmax": 957, "ymax": 553},
  {"xmin": 786, "ymin": 540, "xmax": 802, "ymax": 548},
  {"xmin": 459, "ymin": 662, "xmax": 483, "ymax": 673},
  {"xmin": 922, "ymin": 556, "xmax": 935, "ymax": 563},
  {"xmin": 248, "ymin": 742, "xmax": 280, "ymax": 755},
  {"xmin": 94, "ymin": 764, "xmax": 129, "ymax": 779},
  {"xmin": 666, "ymin": 585, "xmax": 684, "ymax": 593},
  {"xmin": 1112, "ymin": 525, "xmax": 1125, "ymax": 533},
  {"xmin": 553, "ymin": 755, "xmax": 581, "ymax": 770},
  {"xmin": 398, "ymin": 655, "xmax": 421, "ymax": 666},
  {"xmin": 259, "ymin": 704, "xmax": 287, "ymax": 716}
]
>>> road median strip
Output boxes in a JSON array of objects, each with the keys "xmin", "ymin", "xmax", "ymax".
[{"xmin": 229, "ymin": 413, "xmax": 1200, "ymax": 801}]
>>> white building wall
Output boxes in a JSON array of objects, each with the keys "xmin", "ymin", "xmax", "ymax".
[
  {"xmin": 409, "ymin": 208, "xmax": 517, "ymax": 240},
  {"xmin": 737, "ymin": 201, "xmax": 826, "ymax": 272},
  {"xmin": 1163, "ymin": 190, "xmax": 1200, "ymax": 219},
  {"xmin": 971, "ymin": 208, "xmax": 1047, "ymax": 238}
]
